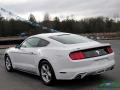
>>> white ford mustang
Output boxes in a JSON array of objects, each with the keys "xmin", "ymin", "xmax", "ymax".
[{"xmin": 4, "ymin": 32, "xmax": 115, "ymax": 85}]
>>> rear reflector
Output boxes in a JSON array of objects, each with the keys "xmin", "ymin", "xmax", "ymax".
[
  {"xmin": 69, "ymin": 52, "xmax": 85, "ymax": 60},
  {"xmin": 105, "ymin": 46, "xmax": 113, "ymax": 54}
]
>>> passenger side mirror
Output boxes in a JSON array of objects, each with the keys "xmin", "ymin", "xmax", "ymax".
[{"xmin": 15, "ymin": 44, "xmax": 21, "ymax": 49}]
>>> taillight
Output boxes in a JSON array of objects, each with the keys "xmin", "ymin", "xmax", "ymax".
[
  {"xmin": 69, "ymin": 52, "xmax": 85, "ymax": 60},
  {"xmin": 105, "ymin": 46, "xmax": 113, "ymax": 54}
]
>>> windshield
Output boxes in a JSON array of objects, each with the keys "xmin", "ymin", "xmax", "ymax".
[{"xmin": 49, "ymin": 34, "xmax": 93, "ymax": 44}]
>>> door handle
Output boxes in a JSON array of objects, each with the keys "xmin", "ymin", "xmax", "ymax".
[{"xmin": 29, "ymin": 52, "xmax": 36, "ymax": 55}]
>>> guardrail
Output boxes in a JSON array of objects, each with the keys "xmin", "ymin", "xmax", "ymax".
[{"xmin": 0, "ymin": 38, "xmax": 24, "ymax": 45}]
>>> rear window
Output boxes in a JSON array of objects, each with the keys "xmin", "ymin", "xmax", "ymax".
[{"xmin": 49, "ymin": 34, "xmax": 93, "ymax": 44}]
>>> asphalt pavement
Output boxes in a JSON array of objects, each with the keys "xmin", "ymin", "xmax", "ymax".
[{"xmin": 0, "ymin": 40, "xmax": 120, "ymax": 90}]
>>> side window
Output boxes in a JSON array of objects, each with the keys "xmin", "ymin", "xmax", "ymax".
[
  {"xmin": 38, "ymin": 38, "xmax": 49, "ymax": 47},
  {"xmin": 21, "ymin": 37, "xmax": 40, "ymax": 48},
  {"xmin": 27, "ymin": 38, "xmax": 40, "ymax": 47},
  {"xmin": 21, "ymin": 40, "xmax": 31, "ymax": 48},
  {"xmin": 21, "ymin": 37, "xmax": 49, "ymax": 48}
]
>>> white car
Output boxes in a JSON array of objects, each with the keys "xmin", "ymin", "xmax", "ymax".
[{"xmin": 4, "ymin": 32, "xmax": 115, "ymax": 85}]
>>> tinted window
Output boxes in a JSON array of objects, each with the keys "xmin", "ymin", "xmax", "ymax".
[
  {"xmin": 21, "ymin": 40, "xmax": 31, "ymax": 48},
  {"xmin": 21, "ymin": 37, "xmax": 49, "ymax": 48},
  {"xmin": 27, "ymin": 38, "xmax": 40, "ymax": 47},
  {"xmin": 38, "ymin": 38, "xmax": 49, "ymax": 47},
  {"xmin": 49, "ymin": 34, "xmax": 93, "ymax": 44}
]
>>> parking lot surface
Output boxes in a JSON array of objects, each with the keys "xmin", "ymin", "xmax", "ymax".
[{"xmin": 0, "ymin": 40, "xmax": 120, "ymax": 90}]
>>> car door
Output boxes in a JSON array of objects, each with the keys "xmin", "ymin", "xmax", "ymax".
[{"xmin": 13, "ymin": 37, "xmax": 41, "ymax": 73}]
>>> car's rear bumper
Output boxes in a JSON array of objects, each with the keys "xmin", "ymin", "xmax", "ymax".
[
  {"xmin": 74, "ymin": 64, "xmax": 115, "ymax": 79},
  {"xmin": 55, "ymin": 53, "xmax": 115, "ymax": 80}
]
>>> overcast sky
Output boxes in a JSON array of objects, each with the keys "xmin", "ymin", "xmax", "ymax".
[{"xmin": 0, "ymin": 0, "xmax": 119, "ymax": 21}]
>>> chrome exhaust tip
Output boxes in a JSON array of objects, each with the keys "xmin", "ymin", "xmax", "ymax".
[{"xmin": 75, "ymin": 73, "xmax": 87, "ymax": 79}]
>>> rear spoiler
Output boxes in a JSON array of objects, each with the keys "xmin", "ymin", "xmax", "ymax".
[{"xmin": 73, "ymin": 43, "xmax": 111, "ymax": 51}]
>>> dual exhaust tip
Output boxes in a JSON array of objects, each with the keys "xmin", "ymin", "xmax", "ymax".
[{"xmin": 75, "ymin": 65, "xmax": 114, "ymax": 79}]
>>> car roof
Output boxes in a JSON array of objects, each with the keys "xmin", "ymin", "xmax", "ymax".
[{"xmin": 31, "ymin": 32, "xmax": 70, "ymax": 38}]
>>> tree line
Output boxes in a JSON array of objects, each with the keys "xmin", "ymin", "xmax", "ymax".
[{"xmin": 0, "ymin": 13, "xmax": 120, "ymax": 37}]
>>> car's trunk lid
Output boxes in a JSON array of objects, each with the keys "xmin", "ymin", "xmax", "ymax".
[{"xmin": 65, "ymin": 41, "xmax": 112, "ymax": 59}]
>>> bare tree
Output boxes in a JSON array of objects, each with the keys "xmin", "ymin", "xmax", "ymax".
[
  {"xmin": 42, "ymin": 13, "xmax": 52, "ymax": 28},
  {"xmin": 43, "ymin": 13, "xmax": 50, "ymax": 21},
  {"xmin": 113, "ymin": 13, "xmax": 119, "ymax": 22},
  {"xmin": 29, "ymin": 14, "xmax": 36, "ymax": 23}
]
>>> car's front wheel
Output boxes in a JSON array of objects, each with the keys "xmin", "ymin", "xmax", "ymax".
[
  {"xmin": 39, "ymin": 61, "xmax": 56, "ymax": 85},
  {"xmin": 5, "ymin": 55, "xmax": 13, "ymax": 72}
]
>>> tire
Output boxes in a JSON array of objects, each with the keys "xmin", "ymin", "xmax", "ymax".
[
  {"xmin": 5, "ymin": 55, "xmax": 14, "ymax": 72},
  {"xmin": 39, "ymin": 61, "xmax": 56, "ymax": 85}
]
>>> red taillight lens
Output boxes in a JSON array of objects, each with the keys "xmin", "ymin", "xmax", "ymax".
[
  {"xmin": 105, "ymin": 46, "xmax": 113, "ymax": 54},
  {"xmin": 69, "ymin": 52, "xmax": 85, "ymax": 60}
]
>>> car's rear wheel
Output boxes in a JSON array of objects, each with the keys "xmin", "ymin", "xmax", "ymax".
[
  {"xmin": 39, "ymin": 61, "xmax": 56, "ymax": 85},
  {"xmin": 5, "ymin": 55, "xmax": 13, "ymax": 72}
]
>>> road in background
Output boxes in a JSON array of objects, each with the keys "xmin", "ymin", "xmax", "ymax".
[{"xmin": 0, "ymin": 40, "xmax": 120, "ymax": 90}]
